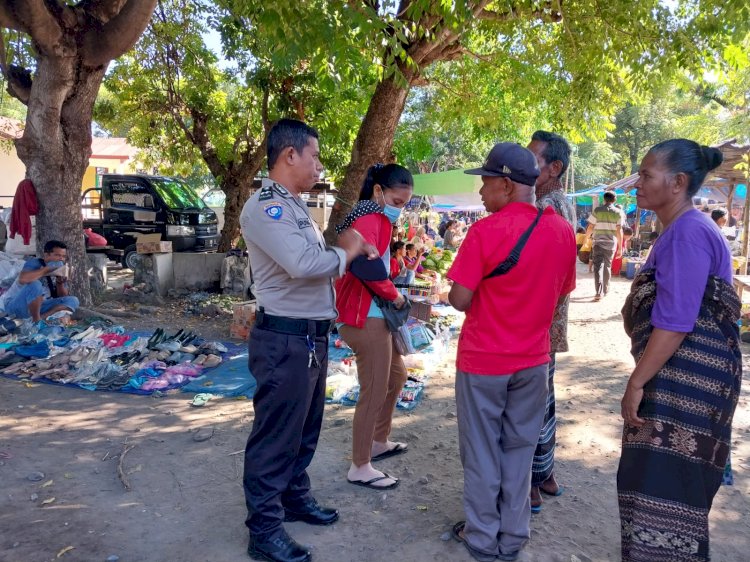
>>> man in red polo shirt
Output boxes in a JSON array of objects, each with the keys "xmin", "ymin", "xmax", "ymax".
[{"xmin": 447, "ymin": 143, "xmax": 576, "ymax": 562}]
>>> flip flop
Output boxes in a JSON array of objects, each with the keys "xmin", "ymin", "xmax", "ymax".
[
  {"xmin": 450, "ymin": 521, "xmax": 502, "ymax": 562},
  {"xmin": 540, "ymin": 485, "xmax": 564, "ymax": 497},
  {"xmin": 371, "ymin": 443, "xmax": 408, "ymax": 462},
  {"xmin": 530, "ymin": 503, "xmax": 542, "ymax": 514},
  {"xmin": 450, "ymin": 521, "xmax": 466, "ymax": 543},
  {"xmin": 347, "ymin": 473, "xmax": 399, "ymax": 490},
  {"xmin": 190, "ymin": 393, "xmax": 212, "ymax": 407}
]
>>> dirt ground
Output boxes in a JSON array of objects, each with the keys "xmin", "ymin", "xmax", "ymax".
[{"xmin": 1, "ymin": 262, "xmax": 749, "ymax": 562}]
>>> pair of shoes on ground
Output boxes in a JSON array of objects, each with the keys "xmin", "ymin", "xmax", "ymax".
[
  {"xmin": 193, "ymin": 353, "xmax": 221, "ymax": 368},
  {"xmin": 451, "ymin": 521, "xmax": 519, "ymax": 561}
]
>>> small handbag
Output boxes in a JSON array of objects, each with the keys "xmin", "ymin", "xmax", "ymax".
[{"xmin": 350, "ymin": 255, "xmax": 414, "ymax": 355}]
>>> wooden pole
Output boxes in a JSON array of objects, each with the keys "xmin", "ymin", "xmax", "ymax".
[
  {"xmin": 726, "ymin": 183, "xmax": 736, "ymax": 215},
  {"xmin": 570, "ymin": 159, "xmax": 575, "ymax": 193},
  {"xmin": 634, "ymin": 206, "xmax": 641, "ymax": 238}
]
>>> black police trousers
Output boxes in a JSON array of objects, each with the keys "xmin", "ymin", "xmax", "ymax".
[{"xmin": 243, "ymin": 325, "xmax": 329, "ymax": 537}]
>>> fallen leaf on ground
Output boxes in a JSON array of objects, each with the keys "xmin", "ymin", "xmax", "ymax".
[
  {"xmin": 56, "ymin": 546, "xmax": 74, "ymax": 558},
  {"xmin": 416, "ymin": 505, "xmax": 428, "ymax": 511},
  {"xmin": 41, "ymin": 480, "xmax": 54, "ymax": 488},
  {"xmin": 63, "ymin": 473, "xmax": 73, "ymax": 479},
  {"xmin": 41, "ymin": 497, "xmax": 56, "ymax": 505}
]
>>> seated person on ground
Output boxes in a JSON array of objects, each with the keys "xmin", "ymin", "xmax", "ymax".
[{"xmin": 2, "ymin": 240, "xmax": 79, "ymax": 322}]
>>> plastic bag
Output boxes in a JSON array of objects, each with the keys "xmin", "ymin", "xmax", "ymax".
[{"xmin": 84, "ymin": 228, "xmax": 108, "ymax": 247}]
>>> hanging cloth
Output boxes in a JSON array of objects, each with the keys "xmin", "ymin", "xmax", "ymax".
[{"xmin": 9, "ymin": 179, "xmax": 39, "ymax": 245}]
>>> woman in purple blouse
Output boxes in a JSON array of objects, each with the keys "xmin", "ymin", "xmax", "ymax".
[{"xmin": 618, "ymin": 139, "xmax": 742, "ymax": 562}]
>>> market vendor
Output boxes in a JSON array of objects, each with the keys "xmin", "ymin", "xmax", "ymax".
[{"xmin": 1, "ymin": 240, "xmax": 79, "ymax": 322}]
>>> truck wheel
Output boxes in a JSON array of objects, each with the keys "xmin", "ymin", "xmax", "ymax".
[{"xmin": 122, "ymin": 245, "xmax": 139, "ymax": 270}]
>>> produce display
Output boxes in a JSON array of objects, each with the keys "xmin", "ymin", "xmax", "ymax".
[{"xmin": 421, "ymin": 248, "xmax": 455, "ymax": 276}]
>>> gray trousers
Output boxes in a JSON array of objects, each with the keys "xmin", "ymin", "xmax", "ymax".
[
  {"xmin": 592, "ymin": 243, "xmax": 615, "ymax": 296},
  {"xmin": 456, "ymin": 364, "xmax": 549, "ymax": 557}
]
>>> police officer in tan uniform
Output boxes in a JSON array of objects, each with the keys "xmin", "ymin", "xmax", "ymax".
[{"xmin": 240, "ymin": 119, "xmax": 372, "ymax": 562}]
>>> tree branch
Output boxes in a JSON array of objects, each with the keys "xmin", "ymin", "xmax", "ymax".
[
  {"xmin": 261, "ymin": 87, "xmax": 270, "ymax": 133},
  {"xmin": 188, "ymin": 108, "xmax": 228, "ymax": 181},
  {"xmin": 78, "ymin": 0, "xmax": 129, "ymax": 25},
  {"xmin": 0, "ymin": 1, "xmax": 28, "ymax": 33},
  {"xmin": 82, "ymin": 0, "xmax": 158, "ymax": 67},
  {"xmin": 478, "ymin": 1, "xmax": 563, "ymax": 24},
  {"xmin": 0, "ymin": 0, "xmax": 64, "ymax": 53}
]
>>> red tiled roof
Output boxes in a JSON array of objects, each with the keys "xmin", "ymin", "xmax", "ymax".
[{"xmin": 0, "ymin": 116, "xmax": 24, "ymax": 140}]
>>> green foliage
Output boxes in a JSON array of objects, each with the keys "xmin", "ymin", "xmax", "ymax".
[{"xmin": 97, "ymin": 0, "xmax": 375, "ymax": 183}]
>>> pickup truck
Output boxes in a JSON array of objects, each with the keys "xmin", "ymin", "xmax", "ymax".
[{"xmin": 82, "ymin": 174, "xmax": 220, "ymax": 269}]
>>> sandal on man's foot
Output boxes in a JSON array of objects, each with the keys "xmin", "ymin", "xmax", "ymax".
[
  {"xmin": 540, "ymin": 484, "xmax": 564, "ymax": 497},
  {"xmin": 530, "ymin": 487, "xmax": 543, "ymax": 513},
  {"xmin": 449, "ymin": 521, "xmax": 498, "ymax": 562},
  {"xmin": 347, "ymin": 473, "xmax": 399, "ymax": 490}
]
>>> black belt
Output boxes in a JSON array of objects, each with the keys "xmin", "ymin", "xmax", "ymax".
[{"xmin": 255, "ymin": 311, "xmax": 332, "ymax": 337}]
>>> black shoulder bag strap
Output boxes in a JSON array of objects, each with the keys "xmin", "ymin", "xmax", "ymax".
[{"xmin": 483, "ymin": 208, "xmax": 544, "ymax": 279}]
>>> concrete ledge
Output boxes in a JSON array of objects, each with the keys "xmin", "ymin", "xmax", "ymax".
[
  {"xmin": 152, "ymin": 253, "xmax": 174, "ymax": 296},
  {"xmin": 173, "ymin": 252, "xmax": 225, "ymax": 291},
  {"xmin": 133, "ymin": 252, "xmax": 226, "ymax": 296}
]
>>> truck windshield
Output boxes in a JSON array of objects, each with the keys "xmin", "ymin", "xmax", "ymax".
[{"xmin": 151, "ymin": 178, "xmax": 207, "ymax": 210}]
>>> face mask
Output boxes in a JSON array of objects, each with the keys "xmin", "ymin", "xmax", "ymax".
[{"xmin": 378, "ymin": 189, "xmax": 403, "ymax": 224}]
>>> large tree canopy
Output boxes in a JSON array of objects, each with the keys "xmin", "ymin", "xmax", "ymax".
[
  {"xmin": 97, "ymin": 0, "xmax": 376, "ymax": 249},
  {"xmin": 322, "ymin": 0, "xmax": 750, "ymax": 240},
  {"xmin": 0, "ymin": 0, "xmax": 157, "ymax": 303}
]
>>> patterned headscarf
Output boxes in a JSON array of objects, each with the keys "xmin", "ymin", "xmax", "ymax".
[{"xmin": 336, "ymin": 200, "xmax": 384, "ymax": 234}]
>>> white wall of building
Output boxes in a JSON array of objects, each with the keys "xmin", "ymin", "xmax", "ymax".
[{"xmin": 0, "ymin": 149, "xmax": 26, "ymax": 207}]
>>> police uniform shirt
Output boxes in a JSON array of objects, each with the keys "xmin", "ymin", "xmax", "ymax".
[{"xmin": 240, "ymin": 178, "xmax": 345, "ymax": 320}]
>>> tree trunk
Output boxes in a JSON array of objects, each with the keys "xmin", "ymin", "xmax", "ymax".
[
  {"xmin": 14, "ymin": 57, "xmax": 105, "ymax": 306},
  {"xmin": 215, "ymin": 141, "xmax": 267, "ymax": 252},
  {"xmin": 219, "ymin": 174, "xmax": 253, "ymax": 252},
  {"xmin": 629, "ymin": 144, "xmax": 639, "ymax": 174},
  {"xmin": 323, "ymin": 70, "xmax": 414, "ymax": 243}
]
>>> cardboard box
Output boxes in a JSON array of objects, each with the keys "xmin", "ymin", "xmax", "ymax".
[
  {"xmin": 409, "ymin": 300, "xmax": 432, "ymax": 321},
  {"xmin": 136, "ymin": 241, "xmax": 173, "ymax": 254},
  {"xmin": 229, "ymin": 323, "xmax": 250, "ymax": 341},
  {"xmin": 232, "ymin": 300, "xmax": 257, "ymax": 327}
]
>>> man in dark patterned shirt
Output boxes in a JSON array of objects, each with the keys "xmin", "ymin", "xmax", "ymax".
[{"xmin": 526, "ymin": 131, "xmax": 576, "ymax": 513}]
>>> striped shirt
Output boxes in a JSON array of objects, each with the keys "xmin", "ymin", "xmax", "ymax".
[{"xmin": 588, "ymin": 204, "xmax": 622, "ymax": 249}]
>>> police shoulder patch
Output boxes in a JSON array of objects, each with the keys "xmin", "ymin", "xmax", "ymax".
[
  {"xmin": 272, "ymin": 183, "xmax": 290, "ymax": 197},
  {"xmin": 264, "ymin": 203, "xmax": 283, "ymax": 220},
  {"xmin": 258, "ymin": 187, "xmax": 274, "ymax": 201}
]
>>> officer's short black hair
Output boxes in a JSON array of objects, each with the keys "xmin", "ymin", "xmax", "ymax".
[
  {"xmin": 44, "ymin": 240, "xmax": 67, "ymax": 253},
  {"xmin": 531, "ymin": 130, "xmax": 571, "ymax": 177},
  {"xmin": 603, "ymin": 191, "xmax": 616, "ymax": 203},
  {"xmin": 267, "ymin": 119, "xmax": 319, "ymax": 170},
  {"xmin": 711, "ymin": 208, "xmax": 728, "ymax": 222}
]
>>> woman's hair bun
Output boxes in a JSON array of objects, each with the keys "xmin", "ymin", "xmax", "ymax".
[{"xmin": 701, "ymin": 146, "xmax": 723, "ymax": 171}]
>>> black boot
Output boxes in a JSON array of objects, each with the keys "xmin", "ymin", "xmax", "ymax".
[
  {"xmin": 283, "ymin": 499, "xmax": 339, "ymax": 526},
  {"xmin": 247, "ymin": 528, "xmax": 311, "ymax": 562}
]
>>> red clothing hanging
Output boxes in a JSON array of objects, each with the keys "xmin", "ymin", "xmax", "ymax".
[{"xmin": 9, "ymin": 179, "xmax": 39, "ymax": 245}]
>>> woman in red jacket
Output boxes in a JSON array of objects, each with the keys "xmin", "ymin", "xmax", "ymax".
[{"xmin": 336, "ymin": 163, "xmax": 413, "ymax": 490}]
